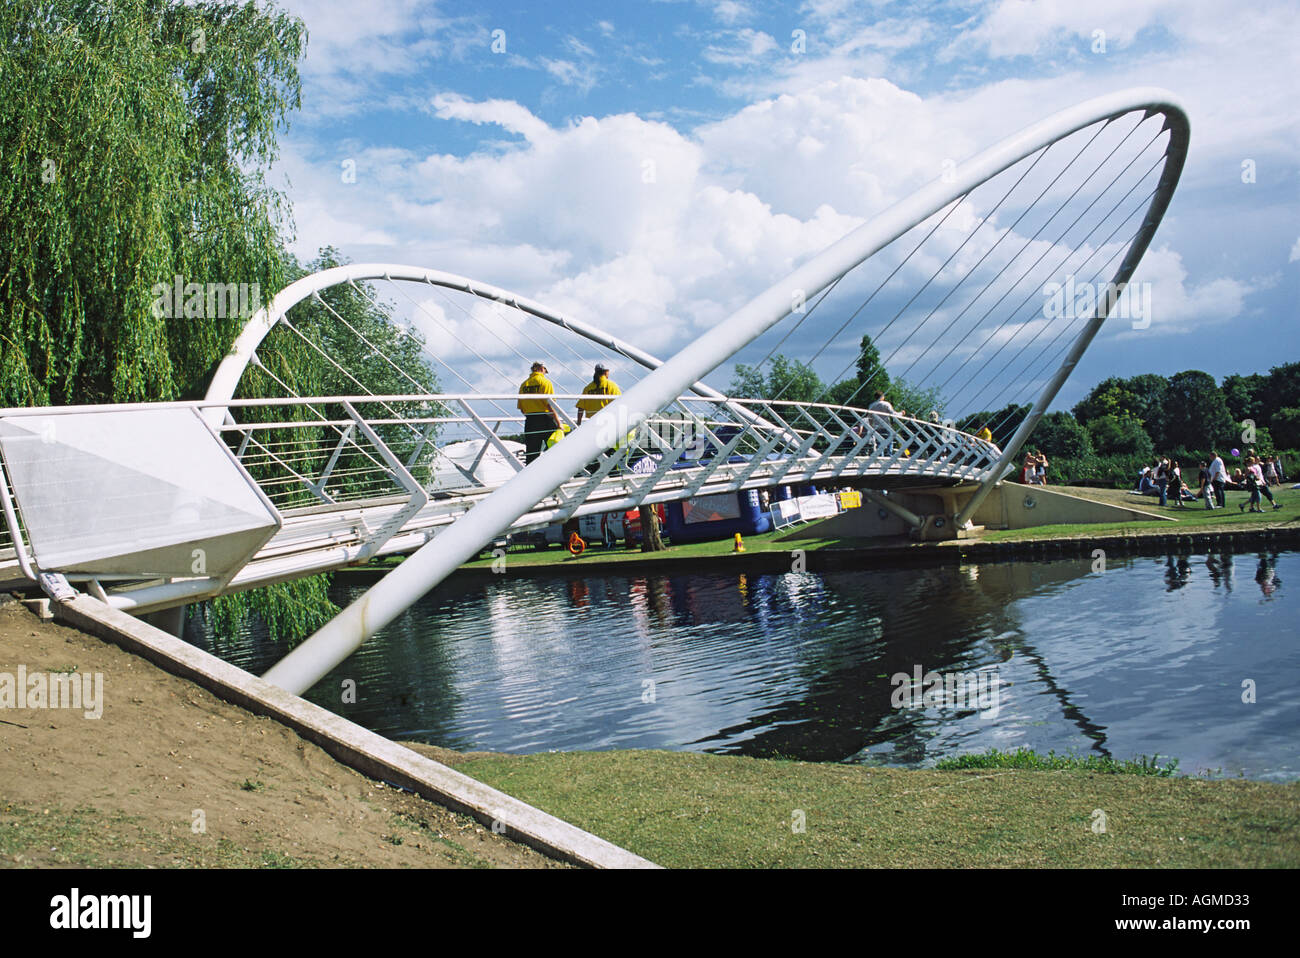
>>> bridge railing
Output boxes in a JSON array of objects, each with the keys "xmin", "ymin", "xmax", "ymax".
[
  {"xmin": 207, "ymin": 392, "xmax": 1000, "ymax": 509},
  {"xmin": 0, "ymin": 392, "xmax": 999, "ymax": 595}
]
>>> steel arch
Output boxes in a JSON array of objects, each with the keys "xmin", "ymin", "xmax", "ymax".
[{"xmin": 260, "ymin": 87, "xmax": 1189, "ymax": 694}]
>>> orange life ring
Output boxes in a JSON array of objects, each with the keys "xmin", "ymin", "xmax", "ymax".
[{"xmin": 567, "ymin": 532, "xmax": 586, "ymax": 556}]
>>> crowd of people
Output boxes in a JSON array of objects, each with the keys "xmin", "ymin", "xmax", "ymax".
[
  {"xmin": 1135, "ymin": 450, "xmax": 1286, "ymax": 511},
  {"xmin": 1020, "ymin": 450, "xmax": 1049, "ymax": 485}
]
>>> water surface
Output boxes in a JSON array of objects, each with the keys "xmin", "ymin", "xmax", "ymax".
[{"xmin": 187, "ymin": 548, "xmax": 1298, "ymax": 780}]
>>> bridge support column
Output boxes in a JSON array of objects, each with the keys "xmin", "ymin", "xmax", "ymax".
[
  {"xmin": 141, "ymin": 604, "xmax": 187, "ymax": 638},
  {"xmin": 859, "ymin": 490, "xmax": 923, "ymax": 531}
]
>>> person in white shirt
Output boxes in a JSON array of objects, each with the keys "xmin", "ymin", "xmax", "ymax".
[
  {"xmin": 1207, "ymin": 452, "xmax": 1227, "ymax": 508},
  {"xmin": 868, "ymin": 392, "xmax": 896, "ymax": 454}
]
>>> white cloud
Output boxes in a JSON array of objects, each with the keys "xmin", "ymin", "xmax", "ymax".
[
  {"xmin": 953, "ymin": 0, "xmax": 1179, "ymax": 59},
  {"xmin": 268, "ymin": 0, "xmax": 1296, "ymax": 399},
  {"xmin": 430, "ymin": 93, "xmax": 552, "ymax": 143},
  {"xmin": 696, "ymin": 76, "xmax": 967, "ymax": 220},
  {"xmin": 540, "ymin": 58, "xmax": 598, "ymax": 94},
  {"xmin": 711, "ymin": 1, "xmax": 753, "ymax": 25},
  {"xmin": 278, "ymin": 0, "xmax": 485, "ymax": 115},
  {"xmin": 702, "ymin": 29, "xmax": 778, "ymax": 66},
  {"xmin": 1113, "ymin": 246, "xmax": 1255, "ymax": 338}
]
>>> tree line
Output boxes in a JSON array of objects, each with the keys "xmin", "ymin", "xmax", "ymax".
[{"xmin": 730, "ymin": 331, "xmax": 1297, "ymax": 485}]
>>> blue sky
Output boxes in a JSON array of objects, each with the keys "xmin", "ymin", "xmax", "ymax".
[{"xmin": 270, "ymin": 0, "xmax": 1299, "ymax": 412}]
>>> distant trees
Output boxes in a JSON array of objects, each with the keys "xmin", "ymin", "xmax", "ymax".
[
  {"xmin": 959, "ymin": 403, "xmax": 1029, "ymax": 448},
  {"xmin": 854, "ymin": 333, "xmax": 890, "ymax": 396},
  {"xmin": 1161, "ymin": 370, "xmax": 1235, "ymax": 450},
  {"xmin": 1067, "ymin": 364, "xmax": 1298, "ymax": 457},
  {"xmin": 1273, "ymin": 407, "xmax": 1300, "ymax": 449},
  {"xmin": 1031, "ymin": 411, "xmax": 1093, "ymax": 459},
  {"xmin": 729, "ymin": 355, "xmax": 824, "ymax": 404},
  {"xmin": 726, "ymin": 345, "xmax": 1297, "ymax": 470},
  {"xmin": 1085, "ymin": 413, "xmax": 1154, "ymax": 458}
]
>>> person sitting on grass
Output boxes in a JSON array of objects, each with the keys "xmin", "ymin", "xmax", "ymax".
[{"xmin": 1134, "ymin": 463, "xmax": 1151, "ymax": 491}]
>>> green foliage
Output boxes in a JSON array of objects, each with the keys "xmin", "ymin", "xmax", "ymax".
[
  {"xmin": 1044, "ymin": 452, "xmax": 1144, "ymax": 487},
  {"xmin": 1247, "ymin": 426, "xmax": 1274, "ymax": 455},
  {"xmin": 1222, "ymin": 372, "xmax": 1267, "ymax": 426},
  {"xmin": 1072, "ymin": 374, "xmax": 1168, "ymax": 446},
  {"xmin": 1030, "ymin": 410, "xmax": 1093, "ymax": 459},
  {"xmin": 728, "ymin": 354, "xmax": 824, "ymax": 403},
  {"xmin": 935, "ymin": 748, "xmax": 1180, "ymax": 777},
  {"xmin": 1086, "ymin": 413, "xmax": 1154, "ymax": 458},
  {"xmin": 1162, "ymin": 370, "xmax": 1236, "ymax": 451},
  {"xmin": 0, "ymin": 0, "xmax": 304, "ymax": 405},
  {"xmin": 197, "ymin": 575, "xmax": 337, "ymax": 647},
  {"xmin": 884, "ymin": 378, "xmax": 944, "ymax": 420},
  {"xmin": 854, "ymin": 333, "xmax": 890, "ymax": 397},
  {"xmin": 822, "ymin": 378, "xmax": 862, "ymax": 406},
  {"xmin": 1272, "ymin": 407, "xmax": 1300, "ymax": 449},
  {"xmin": 1262, "ymin": 361, "xmax": 1300, "ymax": 412},
  {"xmin": 960, "ymin": 403, "xmax": 1029, "ymax": 447}
]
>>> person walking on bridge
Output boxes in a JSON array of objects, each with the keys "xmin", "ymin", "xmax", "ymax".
[
  {"xmin": 576, "ymin": 363, "xmax": 621, "ymax": 425},
  {"xmin": 518, "ymin": 361, "xmax": 560, "ymax": 464},
  {"xmin": 868, "ymin": 392, "xmax": 896, "ymax": 455}
]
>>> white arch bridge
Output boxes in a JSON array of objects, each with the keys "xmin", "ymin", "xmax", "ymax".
[{"xmin": 0, "ymin": 88, "xmax": 1188, "ymax": 695}]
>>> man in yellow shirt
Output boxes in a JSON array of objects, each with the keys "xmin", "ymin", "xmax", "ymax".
[
  {"xmin": 576, "ymin": 363, "xmax": 621, "ymax": 425},
  {"xmin": 518, "ymin": 361, "xmax": 559, "ymax": 463}
]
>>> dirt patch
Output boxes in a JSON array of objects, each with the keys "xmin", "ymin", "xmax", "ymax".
[{"xmin": 0, "ymin": 599, "xmax": 563, "ymax": 868}]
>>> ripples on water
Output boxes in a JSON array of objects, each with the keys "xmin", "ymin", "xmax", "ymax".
[{"xmin": 187, "ymin": 549, "xmax": 1298, "ymax": 780}]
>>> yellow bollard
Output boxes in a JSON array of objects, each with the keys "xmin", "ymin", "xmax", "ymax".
[{"xmin": 733, "ymin": 532, "xmax": 745, "ymax": 553}]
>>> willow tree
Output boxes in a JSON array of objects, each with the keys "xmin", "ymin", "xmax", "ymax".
[
  {"xmin": 0, "ymin": 1, "xmax": 343, "ymax": 642},
  {"xmin": 0, "ymin": 0, "xmax": 303, "ymax": 405}
]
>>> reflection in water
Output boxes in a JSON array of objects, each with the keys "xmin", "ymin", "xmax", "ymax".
[
  {"xmin": 1256, "ymin": 554, "xmax": 1282, "ymax": 599},
  {"xmin": 185, "ymin": 549, "xmax": 1299, "ymax": 781}
]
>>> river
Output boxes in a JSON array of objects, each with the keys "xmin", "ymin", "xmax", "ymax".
[{"xmin": 186, "ymin": 547, "xmax": 1298, "ymax": 780}]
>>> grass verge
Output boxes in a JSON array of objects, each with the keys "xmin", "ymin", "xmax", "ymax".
[
  {"xmin": 446, "ymin": 748, "xmax": 1299, "ymax": 868},
  {"xmin": 0, "ymin": 803, "xmax": 316, "ymax": 868},
  {"xmin": 934, "ymin": 748, "xmax": 1179, "ymax": 776}
]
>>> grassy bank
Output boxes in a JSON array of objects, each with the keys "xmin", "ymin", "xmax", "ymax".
[
  {"xmin": 0, "ymin": 601, "xmax": 560, "ymax": 870},
  {"xmin": 430, "ymin": 483, "xmax": 1299, "ymax": 576},
  {"xmin": 413, "ymin": 747, "xmax": 1299, "ymax": 869},
  {"xmin": 978, "ymin": 484, "xmax": 1299, "ymax": 542}
]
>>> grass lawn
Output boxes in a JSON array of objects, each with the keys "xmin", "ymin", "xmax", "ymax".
[
  {"xmin": 456, "ymin": 526, "xmax": 831, "ymax": 571},
  {"xmin": 443, "ymin": 484, "xmax": 1297, "ymax": 572},
  {"xmin": 445, "ymin": 749, "xmax": 1300, "ymax": 869},
  {"xmin": 978, "ymin": 484, "xmax": 1298, "ymax": 542}
]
